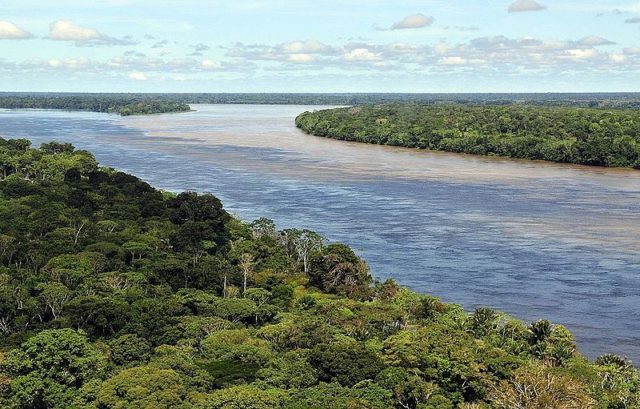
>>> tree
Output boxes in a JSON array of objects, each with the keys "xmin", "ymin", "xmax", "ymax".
[
  {"xmin": 308, "ymin": 243, "xmax": 371, "ymax": 298},
  {"xmin": 469, "ymin": 307, "xmax": 499, "ymax": 337},
  {"xmin": 286, "ymin": 382, "xmax": 393, "ymax": 409},
  {"xmin": 294, "ymin": 230, "xmax": 324, "ymax": 273},
  {"xmin": 64, "ymin": 296, "xmax": 130, "ymax": 336},
  {"xmin": 310, "ymin": 339, "xmax": 384, "ymax": 386},
  {"xmin": 239, "ymin": 253, "xmax": 254, "ymax": 296},
  {"xmin": 250, "ymin": 218, "xmax": 277, "ymax": 239},
  {"xmin": 206, "ymin": 384, "xmax": 288, "ymax": 409},
  {"xmin": 109, "ymin": 334, "xmax": 152, "ymax": 367},
  {"xmin": 256, "ymin": 350, "xmax": 318, "ymax": 389},
  {"xmin": 1, "ymin": 329, "xmax": 106, "ymax": 409},
  {"xmin": 36, "ymin": 282, "xmax": 70, "ymax": 320},
  {"xmin": 202, "ymin": 329, "xmax": 273, "ymax": 366},
  {"xmin": 93, "ymin": 366, "xmax": 194, "ymax": 409},
  {"xmin": 279, "ymin": 229, "xmax": 324, "ymax": 273},
  {"xmin": 376, "ymin": 367, "xmax": 441, "ymax": 409},
  {"xmin": 492, "ymin": 364, "xmax": 596, "ymax": 409}
]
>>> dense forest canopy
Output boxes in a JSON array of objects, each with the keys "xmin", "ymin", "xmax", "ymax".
[
  {"xmin": 0, "ymin": 137, "xmax": 638, "ymax": 408},
  {"xmin": 296, "ymin": 104, "xmax": 640, "ymax": 169}
]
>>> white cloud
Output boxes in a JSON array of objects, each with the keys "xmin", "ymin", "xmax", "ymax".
[
  {"xmin": 0, "ymin": 21, "xmax": 33, "ymax": 40},
  {"xmin": 578, "ymin": 36, "xmax": 615, "ymax": 46},
  {"xmin": 625, "ymin": 16, "xmax": 640, "ymax": 24},
  {"xmin": 48, "ymin": 20, "xmax": 134, "ymax": 46},
  {"xmin": 610, "ymin": 53, "xmax": 626, "ymax": 63},
  {"xmin": 565, "ymin": 49, "xmax": 597, "ymax": 59},
  {"xmin": 391, "ymin": 14, "xmax": 434, "ymax": 30},
  {"xmin": 223, "ymin": 32, "xmax": 640, "ymax": 75},
  {"xmin": 6, "ymin": 30, "xmax": 639, "ymax": 83},
  {"xmin": 128, "ymin": 72, "xmax": 147, "ymax": 80},
  {"xmin": 282, "ymin": 40, "xmax": 332, "ymax": 54},
  {"xmin": 343, "ymin": 48, "xmax": 381, "ymax": 61},
  {"xmin": 227, "ymin": 40, "xmax": 335, "ymax": 64},
  {"xmin": 49, "ymin": 20, "xmax": 102, "ymax": 41},
  {"xmin": 47, "ymin": 58, "xmax": 91, "ymax": 68},
  {"xmin": 201, "ymin": 59, "xmax": 222, "ymax": 69},
  {"xmin": 288, "ymin": 54, "xmax": 315, "ymax": 63},
  {"xmin": 508, "ymin": 0, "xmax": 546, "ymax": 13},
  {"xmin": 439, "ymin": 56, "xmax": 466, "ymax": 65}
]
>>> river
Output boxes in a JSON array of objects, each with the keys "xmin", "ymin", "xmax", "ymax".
[{"xmin": 2, "ymin": 104, "xmax": 639, "ymax": 361}]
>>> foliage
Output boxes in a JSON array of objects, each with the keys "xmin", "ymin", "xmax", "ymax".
[
  {"xmin": 296, "ymin": 104, "xmax": 640, "ymax": 168},
  {"xmin": 0, "ymin": 94, "xmax": 190, "ymax": 116},
  {"xmin": 0, "ymin": 139, "xmax": 637, "ymax": 408}
]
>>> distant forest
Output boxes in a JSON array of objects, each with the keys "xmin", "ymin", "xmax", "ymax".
[
  {"xmin": 3, "ymin": 92, "xmax": 640, "ymax": 113},
  {"xmin": 296, "ymin": 104, "xmax": 640, "ymax": 169}
]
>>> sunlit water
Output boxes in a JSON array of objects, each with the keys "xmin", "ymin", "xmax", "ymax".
[{"xmin": 2, "ymin": 104, "xmax": 639, "ymax": 361}]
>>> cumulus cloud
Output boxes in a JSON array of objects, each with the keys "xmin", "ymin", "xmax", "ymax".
[
  {"xmin": 390, "ymin": 14, "xmax": 434, "ymax": 30},
  {"xmin": 0, "ymin": 21, "xmax": 33, "ymax": 40},
  {"xmin": 625, "ymin": 16, "xmax": 640, "ymax": 23},
  {"xmin": 343, "ymin": 48, "xmax": 381, "ymax": 61},
  {"xmin": 223, "ymin": 32, "xmax": 640, "ymax": 75},
  {"xmin": 5, "ymin": 31, "xmax": 639, "ymax": 82},
  {"xmin": 508, "ymin": 0, "xmax": 546, "ymax": 13},
  {"xmin": 49, "ymin": 20, "xmax": 102, "ymax": 41},
  {"xmin": 227, "ymin": 40, "xmax": 336, "ymax": 65},
  {"xmin": 48, "ymin": 20, "xmax": 134, "ymax": 46},
  {"xmin": 577, "ymin": 36, "xmax": 615, "ymax": 46},
  {"xmin": 282, "ymin": 40, "xmax": 332, "ymax": 54},
  {"xmin": 128, "ymin": 72, "xmax": 147, "ymax": 81},
  {"xmin": 0, "ymin": 51, "xmax": 256, "ymax": 81}
]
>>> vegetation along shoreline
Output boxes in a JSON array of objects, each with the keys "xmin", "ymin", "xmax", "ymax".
[{"xmin": 296, "ymin": 104, "xmax": 640, "ymax": 169}]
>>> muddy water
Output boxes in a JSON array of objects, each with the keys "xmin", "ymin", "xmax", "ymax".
[{"xmin": 2, "ymin": 104, "xmax": 639, "ymax": 361}]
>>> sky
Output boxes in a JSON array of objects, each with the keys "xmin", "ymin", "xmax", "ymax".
[{"xmin": 1, "ymin": 0, "xmax": 640, "ymax": 93}]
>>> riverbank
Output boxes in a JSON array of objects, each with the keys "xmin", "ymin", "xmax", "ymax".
[{"xmin": 295, "ymin": 104, "xmax": 640, "ymax": 169}]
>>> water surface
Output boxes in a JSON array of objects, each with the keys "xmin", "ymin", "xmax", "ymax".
[{"xmin": 2, "ymin": 105, "xmax": 639, "ymax": 361}]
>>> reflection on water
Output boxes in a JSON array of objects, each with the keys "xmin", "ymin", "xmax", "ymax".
[{"xmin": 2, "ymin": 105, "xmax": 639, "ymax": 361}]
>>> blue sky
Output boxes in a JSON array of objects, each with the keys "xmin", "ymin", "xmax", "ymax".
[{"xmin": 1, "ymin": 0, "xmax": 639, "ymax": 92}]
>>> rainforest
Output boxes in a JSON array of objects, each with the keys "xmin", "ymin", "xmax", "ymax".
[
  {"xmin": 296, "ymin": 104, "xmax": 640, "ymax": 168},
  {"xmin": 0, "ymin": 137, "xmax": 638, "ymax": 409}
]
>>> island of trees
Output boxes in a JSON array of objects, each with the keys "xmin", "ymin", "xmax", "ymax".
[
  {"xmin": 0, "ymin": 137, "xmax": 638, "ymax": 408},
  {"xmin": 296, "ymin": 104, "xmax": 640, "ymax": 168},
  {"xmin": 0, "ymin": 94, "xmax": 191, "ymax": 116}
]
